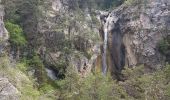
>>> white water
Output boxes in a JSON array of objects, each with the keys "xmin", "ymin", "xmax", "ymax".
[
  {"xmin": 45, "ymin": 68, "xmax": 57, "ymax": 80},
  {"xmin": 102, "ymin": 15, "xmax": 110, "ymax": 75}
]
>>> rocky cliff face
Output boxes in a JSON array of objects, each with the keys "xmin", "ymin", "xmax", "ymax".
[
  {"xmin": 37, "ymin": 0, "xmax": 170, "ymax": 78},
  {"xmin": 100, "ymin": 0, "xmax": 170, "ymax": 77},
  {"xmin": 3, "ymin": 0, "xmax": 169, "ymax": 79},
  {"xmin": 36, "ymin": 0, "xmax": 100, "ymax": 77}
]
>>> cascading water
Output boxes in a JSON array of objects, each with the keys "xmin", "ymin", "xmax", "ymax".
[
  {"xmin": 45, "ymin": 68, "xmax": 57, "ymax": 80},
  {"xmin": 102, "ymin": 29, "xmax": 107, "ymax": 75},
  {"xmin": 100, "ymin": 12, "xmax": 125, "ymax": 78},
  {"xmin": 102, "ymin": 14, "xmax": 110, "ymax": 75}
]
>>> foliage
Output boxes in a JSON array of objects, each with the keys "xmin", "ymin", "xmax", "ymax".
[
  {"xmin": 18, "ymin": 52, "xmax": 48, "ymax": 87},
  {"xmin": 53, "ymin": 64, "xmax": 170, "ymax": 100},
  {"xmin": 18, "ymin": 56, "xmax": 59, "ymax": 99},
  {"xmin": 124, "ymin": 0, "xmax": 147, "ymax": 6},
  {"xmin": 103, "ymin": 0, "xmax": 125, "ymax": 9},
  {"xmin": 16, "ymin": 60, "xmax": 28, "ymax": 72},
  {"xmin": 124, "ymin": 0, "xmax": 136, "ymax": 5},
  {"xmin": 121, "ymin": 65, "xmax": 170, "ymax": 100},
  {"xmin": 158, "ymin": 36, "xmax": 170, "ymax": 63},
  {"xmin": 65, "ymin": 0, "xmax": 124, "ymax": 10},
  {"xmin": 0, "ymin": 55, "xmax": 40, "ymax": 100},
  {"xmin": 124, "ymin": 0, "xmax": 135, "ymax": 6},
  {"xmin": 2, "ymin": 0, "xmax": 21, "ymax": 23},
  {"xmin": 28, "ymin": 53, "xmax": 48, "ymax": 85},
  {"xmin": 3, "ymin": 0, "xmax": 170, "ymax": 100},
  {"xmin": 39, "ymin": 83, "xmax": 55, "ymax": 94},
  {"xmin": 3, "ymin": 0, "xmax": 43, "ymax": 49},
  {"xmin": 55, "ymin": 66, "xmax": 129, "ymax": 100},
  {"xmin": 5, "ymin": 21, "xmax": 27, "ymax": 47},
  {"xmin": 87, "ymin": 0, "xmax": 125, "ymax": 10},
  {"xmin": 158, "ymin": 36, "xmax": 170, "ymax": 55}
]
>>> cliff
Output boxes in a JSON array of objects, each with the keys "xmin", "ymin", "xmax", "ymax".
[
  {"xmin": 100, "ymin": 0, "xmax": 170, "ymax": 78},
  {"xmin": 1, "ymin": 0, "xmax": 170, "ymax": 99},
  {"xmin": 35, "ymin": 0, "xmax": 101, "ymax": 77}
]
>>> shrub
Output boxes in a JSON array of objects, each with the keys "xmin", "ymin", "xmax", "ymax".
[
  {"xmin": 5, "ymin": 21, "xmax": 27, "ymax": 47},
  {"xmin": 124, "ymin": 0, "xmax": 144, "ymax": 6},
  {"xmin": 158, "ymin": 37, "xmax": 170, "ymax": 55},
  {"xmin": 0, "ymin": 55, "xmax": 40, "ymax": 99},
  {"xmin": 124, "ymin": 0, "xmax": 135, "ymax": 5}
]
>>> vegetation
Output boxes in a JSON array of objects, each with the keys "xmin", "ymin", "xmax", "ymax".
[
  {"xmin": 47, "ymin": 65, "xmax": 170, "ymax": 100},
  {"xmin": 5, "ymin": 21, "xmax": 27, "ymax": 46},
  {"xmin": 0, "ymin": 55, "xmax": 40, "ymax": 99},
  {"xmin": 1, "ymin": 0, "xmax": 170, "ymax": 100},
  {"xmin": 1, "ymin": 53, "xmax": 170, "ymax": 100},
  {"xmin": 158, "ymin": 36, "xmax": 170, "ymax": 55},
  {"xmin": 124, "ymin": 0, "xmax": 147, "ymax": 6},
  {"xmin": 5, "ymin": 21, "xmax": 27, "ymax": 60},
  {"xmin": 158, "ymin": 36, "xmax": 170, "ymax": 63},
  {"xmin": 84, "ymin": 0, "xmax": 125, "ymax": 10},
  {"xmin": 55, "ymin": 66, "xmax": 127, "ymax": 100}
]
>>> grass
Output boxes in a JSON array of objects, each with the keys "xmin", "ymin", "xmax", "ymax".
[{"xmin": 0, "ymin": 55, "xmax": 40, "ymax": 100}]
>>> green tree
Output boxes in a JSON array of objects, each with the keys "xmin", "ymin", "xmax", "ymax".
[
  {"xmin": 158, "ymin": 36, "xmax": 170, "ymax": 63},
  {"xmin": 5, "ymin": 21, "xmax": 27, "ymax": 59},
  {"xmin": 29, "ymin": 53, "xmax": 47, "ymax": 85},
  {"xmin": 2, "ymin": 0, "xmax": 21, "ymax": 23},
  {"xmin": 5, "ymin": 21, "xmax": 26, "ymax": 46}
]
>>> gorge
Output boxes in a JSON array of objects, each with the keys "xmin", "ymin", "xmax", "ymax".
[{"xmin": 0, "ymin": 0, "xmax": 170, "ymax": 99}]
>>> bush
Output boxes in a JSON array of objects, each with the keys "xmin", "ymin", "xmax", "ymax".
[
  {"xmin": 28, "ymin": 54, "xmax": 48, "ymax": 85},
  {"xmin": 158, "ymin": 37, "xmax": 170, "ymax": 55},
  {"xmin": 158, "ymin": 36, "xmax": 170, "ymax": 63},
  {"xmin": 0, "ymin": 55, "xmax": 40, "ymax": 99},
  {"xmin": 55, "ymin": 65, "xmax": 129, "ymax": 100},
  {"xmin": 5, "ymin": 21, "xmax": 27, "ymax": 47},
  {"xmin": 124, "ymin": 0, "xmax": 135, "ymax": 5},
  {"xmin": 124, "ymin": 0, "xmax": 144, "ymax": 6}
]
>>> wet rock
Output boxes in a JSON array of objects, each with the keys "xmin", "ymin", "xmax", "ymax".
[{"xmin": 100, "ymin": 0, "xmax": 170, "ymax": 74}]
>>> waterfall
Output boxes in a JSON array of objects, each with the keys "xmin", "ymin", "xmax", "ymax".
[
  {"xmin": 100, "ymin": 12, "xmax": 125, "ymax": 78},
  {"xmin": 102, "ymin": 14, "xmax": 110, "ymax": 75}
]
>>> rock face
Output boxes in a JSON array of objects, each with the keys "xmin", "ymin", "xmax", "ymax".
[
  {"xmin": 100, "ymin": 0, "xmax": 170, "ymax": 77},
  {"xmin": 36, "ymin": 0, "xmax": 100, "ymax": 77},
  {"xmin": 0, "ymin": 78, "xmax": 20, "ymax": 100},
  {"xmin": 0, "ymin": 4, "xmax": 8, "ymax": 41},
  {"xmin": 0, "ymin": 2, "xmax": 8, "ymax": 54}
]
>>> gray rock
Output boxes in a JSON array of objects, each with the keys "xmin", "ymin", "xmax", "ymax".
[
  {"xmin": 0, "ymin": 1, "xmax": 9, "ymax": 55},
  {"xmin": 100, "ymin": 0, "xmax": 170, "ymax": 72},
  {"xmin": 0, "ymin": 78, "xmax": 20, "ymax": 100},
  {"xmin": 36, "ymin": 0, "xmax": 100, "ymax": 77}
]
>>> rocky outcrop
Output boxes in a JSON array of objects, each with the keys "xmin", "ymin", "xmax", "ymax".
[
  {"xmin": 0, "ymin": 78, "xmax": 20, "ymax": 100},
  {"xmin": 0, "ymin": 4, "xmax": 8, "ymax": 41},
  {"xmin": 100, "ymin": 0, "xmax": 170, "ymax": 77},
  {"xmin": 0, "ymin": 1, "xmax": 8, "ymax": 54}
]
